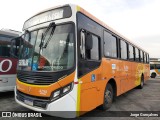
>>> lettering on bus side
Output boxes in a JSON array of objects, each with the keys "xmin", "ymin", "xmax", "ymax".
[{"xmin": 0, "ymin": 59, "xmax": 12, "ymax": 72}]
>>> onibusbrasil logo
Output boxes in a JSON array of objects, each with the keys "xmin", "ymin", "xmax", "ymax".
[{"xmin": 1, "ymin": 112, "xmax": 42, "ymax": 118}]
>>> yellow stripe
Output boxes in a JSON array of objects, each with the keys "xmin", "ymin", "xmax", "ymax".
[
  {"xmin": 77, "ymin": 6, "xmax": 81, "ymax": 11},
  {"xmin": 76, "ymin": 79, "xmax": 81, "ymax": 117},
  {"xmin": 16, "ymin": 78, "xmax": 51, "ymax": 88}
]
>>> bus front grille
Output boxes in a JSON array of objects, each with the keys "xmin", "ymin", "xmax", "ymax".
[
  {"xmin": 16, "ymin": 90, "xmax": 49, "ymax": 109},
  {"xmin": 17, "ymin": 73, "xmax": 55, "ymax": 85}
]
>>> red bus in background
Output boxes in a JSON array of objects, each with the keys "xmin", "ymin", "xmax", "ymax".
[{"xmin": 0, "ymin": 29, "xmax": 21, "ymax": 92}]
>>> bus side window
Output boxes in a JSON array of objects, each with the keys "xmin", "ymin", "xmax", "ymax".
[
  {"xmin": 104, "ymin": 31, "xmax": 117, "ymax": 58},
  {"xmin": 86, "ymin": 33, "xmax": 100, "ymax": 61},
  {"xmin": 144, "ymin": 53, "xmax": 146, "ymax": 63},
  {"xmin": 120, "ymin": 40, "xmax": 127, "ymax": 60},
  {"xmin": 150, "ymin": 64, "xmax": 155, "ymax": 70},
  {"xmin": 147, "ymin": 54, "xmax": 149, "ymax": 63},
  {"xmin": 135, "ymin": 48, "xmax": 140, "ymax": 62},
  {"xmin": 142, "ymin": 52, "xmax": 144, "ymax": 63},
  {"xmin": 140, "ymin": 50, "xmax": 143, "ymax": 62},
  {"xmin": 155, "ymin": 64, "xmax": 160, "ymax": 69},
  {"xmin": 129, "ymin": 44, "xmax": 134, "ymax": 61},
  {"xmin": 0, "ymin": 45, "xmax": 10, "ymax": 57}
]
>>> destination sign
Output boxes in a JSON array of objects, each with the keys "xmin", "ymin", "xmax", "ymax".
[{"xmin": 23, "ymin": 6, "xmax": 72, "ymax": 30}]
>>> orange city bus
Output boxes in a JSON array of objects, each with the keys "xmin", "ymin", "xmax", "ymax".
[{"xmin": 14, "ymin": 4, "xmax": 150, "ymax": 118}]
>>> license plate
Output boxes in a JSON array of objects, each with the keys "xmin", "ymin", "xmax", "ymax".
[{"xmin": 24, "ymin": 98, "xmax": 33, "ymax": 106}]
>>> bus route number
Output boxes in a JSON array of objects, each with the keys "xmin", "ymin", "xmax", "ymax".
[{"xmin": 19, "ymin": 59, "xmax": 28, "ymax": 66}]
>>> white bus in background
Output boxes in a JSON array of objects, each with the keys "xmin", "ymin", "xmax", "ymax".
[
  {"xmin": 150, "ymin": 58, "xmax": 160, "ymax": 78},
  {"xmin": 0, "ymin": 29, "xmax": 21, "ymax": 92}
]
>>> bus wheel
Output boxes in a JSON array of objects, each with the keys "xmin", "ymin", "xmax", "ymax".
[
  {"xmin": 138, "ymin": 75, "xmax": 144, "ymax": 89},
  {"xmin": 151, "ymin": 73, "xmax": 156, "ymax": 78},
  {"xmin": 100, "ymin": 83, "xmax": 113, "ymax": 110}
]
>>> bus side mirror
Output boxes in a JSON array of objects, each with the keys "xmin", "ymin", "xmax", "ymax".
[
  {"xmin": 25, "ymin": 30, "xmax": 31, "ymax": 42},
  {"xmin": 80, "ymin": 30, "xmax": 86, "ymax": 59},
  {"xmin": 86, "ymin": 33, "xmax": 93, "ymax": 50},
  {"xmin": 10, "ymin": 37, "xmax": 20, "ymax": 58},
  {"xmin": 16, "ymin": 38, "xmax": 20, "ymax": 46}
]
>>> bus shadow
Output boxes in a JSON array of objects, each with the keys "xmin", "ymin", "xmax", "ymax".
[{"xmin": 0, "ymin": 91, "xmax": 14, "ymax": 99}]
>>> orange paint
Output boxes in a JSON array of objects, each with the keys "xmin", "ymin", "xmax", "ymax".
[{"xmin": 78, "ymin": 58, "xmax": 150, "ymax": 111}]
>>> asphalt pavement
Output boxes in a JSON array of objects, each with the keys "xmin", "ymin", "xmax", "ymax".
[{"xmin": 0, "ymin": 78, "xmax": 160, "ymax": 120}]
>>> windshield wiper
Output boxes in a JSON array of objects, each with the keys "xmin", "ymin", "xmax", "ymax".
[
  {"xmin": 42, "ymin": 22, "xmax": 56, "ymax": 48},
  {"xmin": 38, "ymin": 22, "xmax": 56, "ymax": 49},
  {"xmin": 38, "ymin": 22, "xmax": 56, "ymax": 56},
  {"xmin": 37, "ymin": 22, "xmax": 56, "ymax": 68}
]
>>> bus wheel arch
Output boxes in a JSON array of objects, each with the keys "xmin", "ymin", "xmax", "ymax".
[
  {"xmin": 107, "ymin": 79, "xmax": 117, "ymax": 99},
  {"xmin": 138, "ymin": 74, "xmax": 144, "ymax": 89},
  {"xmin": 99, "ymin": 78, "xmax": 117, "ymax": 110}
]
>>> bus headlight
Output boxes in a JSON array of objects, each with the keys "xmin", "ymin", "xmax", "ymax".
[
  {"xmin": 62, "ymin": 83, "xmax": 72, "ymax": 94},
  {"xmin": 50, "ymin": 82, "xmax": 73, "ymax": 101},
  {"xmin": 53, "ymin": 90, "xmax": 60, "ymax": 98},
  {"xmin": 51, "ymin": 89, "xmax": 61, "ymax": 101}
]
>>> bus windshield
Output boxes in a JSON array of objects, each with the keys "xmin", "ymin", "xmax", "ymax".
[{"xmin": 18, "ymin": 23, "xmax": 74, "ymax": 72}]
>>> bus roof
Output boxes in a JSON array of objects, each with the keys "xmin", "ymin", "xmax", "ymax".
[
  {"xmin": 0, "ymin": 29, "xmax": 21, "ymax": 43},
  {"xmin": 150, "ymin": 58, "xmax": 160, "ymax": 62},
  {"xmin": 0, "ymin": 29, "xmax": 21, "ymax": 37},
  {"xmin": 23, "ymin": 4, "xmax": 148, "ymax": 54}
]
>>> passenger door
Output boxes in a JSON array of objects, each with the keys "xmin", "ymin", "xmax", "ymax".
[{"xmin": 78, "ymin": 29, "xmax": 102, "ymax": 111}]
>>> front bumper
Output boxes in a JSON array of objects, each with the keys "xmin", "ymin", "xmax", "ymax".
[{"xmin": 15, "ymin": 87, "xmax": 77, "ymax": 118}]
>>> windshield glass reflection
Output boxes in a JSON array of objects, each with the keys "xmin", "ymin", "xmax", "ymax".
[{"xmin": 18, "ymin": 24, "xmax": 74, "ymax": 72}]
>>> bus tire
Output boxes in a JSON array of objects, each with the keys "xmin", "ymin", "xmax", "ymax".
[
  {"xmin": 138, "ymin": 75, "xmax": 144, "ymax": 89},
  {"xmin": 151, "ymin": 73, "xmax": 156, "ymax": 78},
  {"xmin": 100, "ymin": 83, "xmax": 113, "ymax": 110}
]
